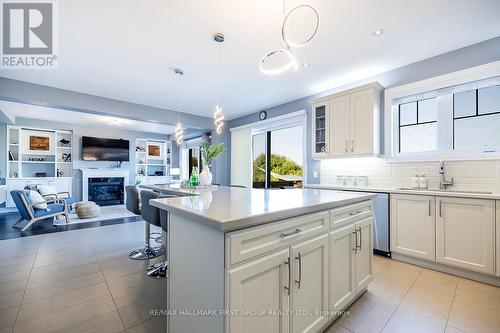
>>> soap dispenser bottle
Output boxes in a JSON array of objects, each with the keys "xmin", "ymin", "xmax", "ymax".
[
  {"xmin": 412, "ymin": 175, "xmax": 420, "ymax": 188},
  {"xmin": 419, "ymin": 174, "xmax": 428, "ymax": 189}
]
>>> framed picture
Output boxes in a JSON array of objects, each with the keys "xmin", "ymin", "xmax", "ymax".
[
  {"xmin": 30, "ymin": 136, "xmax": 50, "ymax": 151},
  {"xmin": 23, "ymin": 130, "xmax": 55, "ymax": 155},
  {"xmin": 148, "ymin": 145, "xmax": 161, "ymax": 157}
]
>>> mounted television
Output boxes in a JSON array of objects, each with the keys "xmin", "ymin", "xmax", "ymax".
[{"xmin": 81, "ymin": 136, "xmax": 130, "ymax": 161}]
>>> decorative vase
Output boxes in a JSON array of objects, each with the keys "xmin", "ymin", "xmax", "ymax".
[{"xmin": 199, "ymin": 166, "xmax": 212, "ymax": 186}]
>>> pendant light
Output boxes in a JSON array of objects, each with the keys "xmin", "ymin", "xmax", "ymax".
[
  {"xmin": 175, "ymin": 117, "xmax": 184, "ymax": 146},
  {"xmin": 213, "ymin": 33, "xmax": 225, "ymax": 133},
  {"xmin": 259, "ymin": 1, "xmax": 319, "ymax": 75},
  {"xmin": 173, "ymin": 68, "xmax": 184, "ymax": 146},
  {"xmin": 214, "ymin": 104, "xmax": 224, "ymax": 134}
]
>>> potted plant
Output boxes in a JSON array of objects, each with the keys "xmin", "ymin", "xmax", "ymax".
[{"xmin": 199, "ymin": 142, "xmax": 226, "ymax": 186}]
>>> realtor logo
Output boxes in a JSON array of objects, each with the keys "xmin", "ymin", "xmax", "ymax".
[{"xmin": 1, "ymin": 0, "xmax": 57, "ymax": 68}]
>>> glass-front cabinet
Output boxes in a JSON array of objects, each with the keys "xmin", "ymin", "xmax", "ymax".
[{"xmin": 312, "ymin": 101, "xmax": 329, "ymax": 158}]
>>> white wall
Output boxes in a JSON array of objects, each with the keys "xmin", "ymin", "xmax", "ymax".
[{"xmin": 320, "ymin": 158, "xmax": 500, "ymax": 192}]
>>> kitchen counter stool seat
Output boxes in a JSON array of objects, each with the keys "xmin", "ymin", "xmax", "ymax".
[{"xmin": 126, "ymin": 186, "xmax": 164, "ymax": 260}]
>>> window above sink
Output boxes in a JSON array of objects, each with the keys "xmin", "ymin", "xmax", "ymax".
[{"xmin": 385, "ymin": 61, "xmax": 500, "ymax": 162}]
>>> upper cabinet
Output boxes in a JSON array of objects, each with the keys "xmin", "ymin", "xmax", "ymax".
[
  {"xmin": 312, "ymin": 102, "xmax": 329, "ymax": 157},
  {"xmin": 312, "ymin": 83, "xmax": 382, "ymax": 159}
]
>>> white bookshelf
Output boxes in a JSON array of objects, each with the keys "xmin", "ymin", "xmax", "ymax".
[
  {"xmin": 135, "ymin": 138, "xmax": 172, "ymax": 184},
  {"xmin": 5, "ymin": 125, "xmax": 74, "ymax": 207},
  {"xmin": 6, "ymin": 125, "xmax": 73, "ymax": 179}
]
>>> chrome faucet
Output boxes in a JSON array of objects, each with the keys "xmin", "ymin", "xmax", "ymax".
[{"xmin": 439, "ymin": 161, "xmax": 454, "ymax": 190}]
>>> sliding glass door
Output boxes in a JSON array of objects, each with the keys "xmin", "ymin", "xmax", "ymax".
[{"xmin": 252, "ymin": 125, "xmax": 303, "ymax": 189}]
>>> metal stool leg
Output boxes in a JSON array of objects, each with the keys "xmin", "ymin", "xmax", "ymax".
[
  {"xmin": 129, "ymin": 222, "xmax": 165, "ymax": 260},
  {"xmin": 147, "ymin": 260, "xmax": 168, "ymax": 279}
]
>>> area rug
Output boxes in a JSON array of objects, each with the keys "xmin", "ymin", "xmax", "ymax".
[{"xmin": 53, "ymin": 205, "xmax": 137, "ymax": 225}]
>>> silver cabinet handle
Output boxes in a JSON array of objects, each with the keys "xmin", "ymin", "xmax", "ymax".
[
  {"xmin": 350, "ymin": 140, "xmax": 354, "ymax": 153},
  {"xmin": 439, "ymin": 201, "xmax": 443, "ymax": 218},
  {"xmin": 344, "ymin": 140, "xmax": 348, "ymax": 153},
  {"xmin": 280, "ymin": 228, "xmax": 302, "ymax": 238},
  {"xmin": 358, "ymin": 227, "xmax": 363, "ymax": 251},
  {"xmin": 284, "ymin": 257, "xmax": 291, "ymax": 295},
  {"xmin": 295, "ymin": 253, "xmax": 302, "ymax": 289},
  {"xmin": 428, "ymin": 200, "xmax": 431, "ymax": 216},
  {"xmin": 352, "ymin": 230, "xmax": 358, "ymax": 254},
  {"xmin": 349, "ymin": 210, "xmax": 362, "ymax": 216}
]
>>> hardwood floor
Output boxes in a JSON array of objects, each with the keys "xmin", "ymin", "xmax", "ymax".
[{"xmin": 0, "ymin": 212, "xmax": 142, "ymax": 241}]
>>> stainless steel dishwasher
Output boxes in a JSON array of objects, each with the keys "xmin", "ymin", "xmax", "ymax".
[{"xmin": 371, "ymin": 193, "xmax": 390, "ymax": 257}]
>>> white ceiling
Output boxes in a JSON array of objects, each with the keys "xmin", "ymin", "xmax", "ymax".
[
  {"xmin": 0, "ymin": 101, "xmax": 177, "ymax": 134},
  {"xmin": 1, "ymin": 0, "xmax": 499, "ymax": 120}
]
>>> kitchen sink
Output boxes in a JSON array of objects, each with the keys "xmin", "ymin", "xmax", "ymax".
[{"xmin": 396, "ymin": 188, "xmax": 492, "ymax": 194}]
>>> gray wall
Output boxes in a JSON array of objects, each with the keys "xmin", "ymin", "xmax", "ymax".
[
  {"xmin": 227, "ymin": 36, "xmax": 500, "ymax": 184},
  {"xmin": 0, "ymin": 78, "xmax": 214, "ymax": 130},
  {"xmin": 3, "ymin": 117, "xmax": 172, "ymax": 201}
]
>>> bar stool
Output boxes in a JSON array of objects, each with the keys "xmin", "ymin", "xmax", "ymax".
[
  {"xmin": 145, "ymin": 193, "xmax": 169, "ymax": 279},
  {"xmin": 126, "ymin": 186, "xmax": 164, "ymax": 260}
]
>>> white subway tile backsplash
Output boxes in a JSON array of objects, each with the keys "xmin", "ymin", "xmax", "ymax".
[{"xmin": 320, "ymin": 158, "xmax": 500, "ymax": 192}]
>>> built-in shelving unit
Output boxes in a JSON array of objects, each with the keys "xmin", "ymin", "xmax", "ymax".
[
  {"xmin": 135, "ymin": 138, "xmax": 172, "ymax": 184},
  {"xmin": 5, "ymin": 125, "xmax": 74, "ymax": 207},
  {"xmin": 6, "ymin": 125, "xmax": 73, "ymax": 178}
]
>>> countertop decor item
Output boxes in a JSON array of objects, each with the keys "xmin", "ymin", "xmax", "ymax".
[{"xmin": 199, "ymin": 142, "xmax": 227, "ymax": 186}]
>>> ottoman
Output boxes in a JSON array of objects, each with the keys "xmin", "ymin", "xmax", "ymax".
[
  {"xmin": 74, "ymin": 201, "xmax": 95, "ymax": 211},
  {"xmin": 76, "ymin": 202, "xmax": 101, "ymax": 219}
]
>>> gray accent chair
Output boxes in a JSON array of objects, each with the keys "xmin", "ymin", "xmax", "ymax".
[{"xmin": 126, "ymin": 186, "xmax": 164, "ymax": 260}]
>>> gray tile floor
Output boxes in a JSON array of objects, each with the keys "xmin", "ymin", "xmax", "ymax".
[
  {"xmin": 2, "ymin": 222, "xmax": 499, "ymax": 333},
  {"xmin": 0, "ymin": 221, "xmax": 166, "ymax": 333}
]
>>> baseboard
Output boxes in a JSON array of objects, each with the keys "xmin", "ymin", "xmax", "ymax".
[{"xmin": 392, "ymin": 253, "xmax": 500, "ymax": 287}]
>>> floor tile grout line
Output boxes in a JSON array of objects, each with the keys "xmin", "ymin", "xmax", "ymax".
[
  {"xmin": 378, "ymin": 266, "xmax": 423, "ymax": 332},
  {"xmin": 443, "ymin": 278, "xmax": 460, "ymax": 331},
  {"xmin": 89, "ymin": 236, "xmax": 127, "ymax": 332},
  {"xmin": 20, "ymin": 271, "xmax": 107, "ymax": 306},
  {"xmin": 12, "ymin": 238, "xmax": 40, "ymax": 329}
]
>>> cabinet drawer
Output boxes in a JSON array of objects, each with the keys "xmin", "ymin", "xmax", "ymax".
[
  {"xmin": 330, "ymin": 200, "xmax": 372, "ymax": 230},
  {"xmin": 226, "ymin": 211, "xmax": 329, "ymax": 267}
]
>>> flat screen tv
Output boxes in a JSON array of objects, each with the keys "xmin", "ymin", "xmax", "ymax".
[{"xmin": 81, "ymin": 136, "xmax": 130, "ymax": 161}]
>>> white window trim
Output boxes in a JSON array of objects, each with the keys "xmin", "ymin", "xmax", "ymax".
[{"xmin": 385, "ymin": 60, "xmax": 500, "ymax": 162}]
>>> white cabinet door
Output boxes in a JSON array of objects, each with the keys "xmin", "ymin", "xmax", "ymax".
[
  {"xmin": 290, "ymin": 234, "xmax": 329, "ymax": 333},
  {"xmin": 227, "ymin": 249, "xmax": 290, "ymax": 333},
  {"xmin": 312, "ymin": 102, "xmax": 329, "ymax": 158},
  {"xmin": 496, "ymin": 201, "xmax": 500, "ymax": 277},
  {"xmin": 391, "ymin": 194, "xmax": 435, "ymax": 261},
  {"xmin": 436, "ymin": 197, "xmax": 495, "ymax": 275},
  {"xmin": 329, "ymin": 225, "xmax": 356, "ymax": 313},
  {"xmin": 354, "ymin": 218, "xmax": 373, "ymax": 293},
  {"xmin": 349, "ymin": 88, "xmax": 374, "ymax": 155},
  {"xmin": 329, "ymin": 95, "xmax": 350, "ymax": 157}
]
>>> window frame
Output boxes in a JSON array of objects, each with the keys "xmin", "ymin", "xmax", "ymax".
[
  {"xmin": 385, "ymin": 61, "xmax": 500, "ymax": 162},
  {"xmin": 398, "ymin": 98, "xmax": 438, "ymax": 154}
]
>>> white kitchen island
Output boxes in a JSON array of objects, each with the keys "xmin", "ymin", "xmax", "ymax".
[{"xmin": 148, "ymin": 185, "xmax": 375, "ymax": 333}]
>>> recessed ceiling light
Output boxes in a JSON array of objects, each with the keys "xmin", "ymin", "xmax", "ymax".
[
  {"xmin": 373, "ymin": 28, "xmax": 385, "ymax": 36},
  {"xmin": 107, "ymin": 119, "xmax": 122, "ymax": 127},
  {"xmin": 302, "ymin": 63, "xmax": 310, "ymax": 68},
  {"xmin": 174, "ymin": 68, "xmax": 184, "ymax": 76}
]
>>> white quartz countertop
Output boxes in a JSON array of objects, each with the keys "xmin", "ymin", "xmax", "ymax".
[
  {"xmin": 304, "ymin": 184, "xmax": 500, "ymax": 200},
  {"xmin": 146, "ymin": 185, "xmax": 375, "ymax": 232}
]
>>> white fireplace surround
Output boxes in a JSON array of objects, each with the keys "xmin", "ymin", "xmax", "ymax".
[{"xmin": 80, "ymin": 168, "xmax": 130, "ymax": 202}]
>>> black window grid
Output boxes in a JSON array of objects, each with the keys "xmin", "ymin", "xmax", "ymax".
[
  {"xmin": 452, "ymin": 87, "xmax": 500, "ymax": 149},
  {"xmin": 398, "ymin": 98, "xmax": 437, "ymax": 153}
]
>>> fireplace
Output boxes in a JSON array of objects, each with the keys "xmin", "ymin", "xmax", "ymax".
[{"xmin": 88, "ymin": 177, "xmax": 124, "ymax": 206}]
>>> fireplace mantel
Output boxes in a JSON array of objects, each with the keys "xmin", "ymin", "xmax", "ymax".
[{"xmin": 80, "ymin": 169, "xmax": 130, "ymax": 202}]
